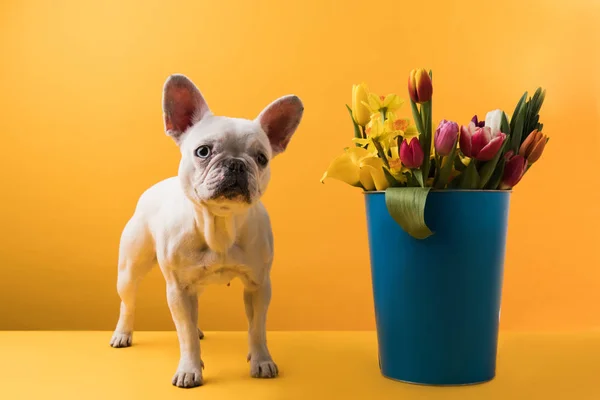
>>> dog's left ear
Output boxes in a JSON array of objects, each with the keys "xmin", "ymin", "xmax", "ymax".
[{"xmin": 256, "ymin": 95, "xmax": 304, "ymax": 156}]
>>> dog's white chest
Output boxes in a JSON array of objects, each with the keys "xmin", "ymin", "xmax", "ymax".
[
  {"xmin": 185, "ymin": 264, "xmax": 241, "ymax": 286},
  {"xmin": 172, "ymin": 245, "xmax": 257, "ymax": 288}
]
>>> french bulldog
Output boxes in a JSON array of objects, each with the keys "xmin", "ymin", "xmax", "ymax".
[{"xmin": 109, "ymin": 74, "xmax": 303, "ymax": 388}]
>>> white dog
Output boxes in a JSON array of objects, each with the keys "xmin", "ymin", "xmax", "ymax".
[{"xmin": 109, "ymin": 74, "xmax": 303, "ymax": 388}]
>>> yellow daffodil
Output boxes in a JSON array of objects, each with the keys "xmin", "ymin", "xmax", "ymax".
[
  {"xmin": 363, "ymin": 93, "xmax": 404, "ymax": 114},
  {"xmin": 371, "ymin": 113, "xmax": 418, "ymax": 140},
  {"xmin": 370, "ymin": 109, "xmax": 398, "ymax": 123},
  {"xmin": 402, "ymin": 124, "xmax": 419, "ymax": 141},
  {"xmin": 368, "ymin": 117, "xmax": 394, "ymax": 140},
  {"xmin": 321, "ymin": 147, "xmax": 389, "ymax": 191},
  {"xmin": 387, "ymin": 145, "xmax": 409, "ymax": 184},
  {"xmin": 351, "ymin": 83, "xmax": 371, "ymax": 126},
  {"xmin": 394, "ymin": 117, "xmax": 410, "ymax": 132},
  {"xmin": 353, "ymin": 116, "xmax": 400, "ymax": 158}
]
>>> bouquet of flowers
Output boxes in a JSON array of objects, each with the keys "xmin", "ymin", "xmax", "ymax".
[{"xmin": 321, "ymin": 69, "xmax": 548, "ymax": 238}]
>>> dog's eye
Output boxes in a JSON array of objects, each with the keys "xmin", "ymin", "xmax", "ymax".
[
  {"xmin": 257, "ymin": 153, "xmax": 268, "ymax": 167},
  {"xmin": 195, "ymin": 145, "xmax": 211, "ymax": 159}
]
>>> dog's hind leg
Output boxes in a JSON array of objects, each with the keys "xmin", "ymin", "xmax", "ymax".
[{"xmin": 110, "ymin": 217, "xmax": 155, "ymax": 348}]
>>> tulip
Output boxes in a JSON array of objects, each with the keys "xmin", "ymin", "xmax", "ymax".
[
  {"xmin": 408, "ymin": 68, "xmax": 433, "ymax": 104},
  {"xmin": 434, "ymin": 119, "xmax": 459, "ymax": 156},
  {"xmin": 460, "ymin": 123, "xmax": 506, "ymax": 161},
  {"xmin": 399, "ymin": 137, "xmax": 424, "ymax": 169},
  {"xmin": 519, "ymin": 129, "xmax": 547, "ymax": 164},
  {"xmin": 485, "ymin": 109, "xmax": 504, "ymax": 135},
  {"xmin": 471, "ymin": 115, "xmax": 485, "ymax": 128},
  {"xmin": 352, "ymin": 83, "xmax": 371, "ymax": 126},
  {"xmin": 500, "ymin": 152, "xmax": 527, "ymax": 189}
]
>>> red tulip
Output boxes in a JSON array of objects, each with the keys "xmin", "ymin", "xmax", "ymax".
[
  {"xmin": 399, "ymin": 137, "xmax": 424, "ymax": 169},
  {"xmin": 408, "ymin": 69, "xmax": 433, "ymax": 104},
  {"xmin": 500, "ymin": 152, "xmax": 527, "ymax": 189},
  {"xmin": 460, "ymin": 123, "xmax": 506, "ymax": 161}
]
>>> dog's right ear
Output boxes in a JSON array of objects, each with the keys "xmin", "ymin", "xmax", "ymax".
[{"xmin": 162, "ymin": 74, "xmax": 211, "ymax": 144}]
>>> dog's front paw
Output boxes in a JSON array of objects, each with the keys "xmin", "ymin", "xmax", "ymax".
[
  {"xmin": 110, "ymin": 331, "xmax": 132, "ymax": 348},
  {"xmin": 172, "ymin": 368, "xmax": 203, "ymax": 388},
  {"xmin": 249, "ymin": 355, "xmax": 278, "ymax": 379}
]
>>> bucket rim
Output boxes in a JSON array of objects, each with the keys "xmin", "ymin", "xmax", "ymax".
[{"xmin": 363, "ymin": 189, "xmax": 512, "ymax": 195}]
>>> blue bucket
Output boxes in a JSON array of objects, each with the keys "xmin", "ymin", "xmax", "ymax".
[{"xmin": 364, "ymin": 190, "xmax": 511, "ymax": 385}]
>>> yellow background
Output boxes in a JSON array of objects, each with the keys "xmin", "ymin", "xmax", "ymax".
[{"xmin": 0, "ymin": 0, "xmax": 599, "ymax": 332}]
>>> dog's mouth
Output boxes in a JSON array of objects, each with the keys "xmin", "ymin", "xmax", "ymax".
[{"xmin": 211, "ymin": 173, "xmax": 251, "ymax": 204}]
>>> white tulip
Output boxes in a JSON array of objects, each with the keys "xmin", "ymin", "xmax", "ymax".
[{"xmin": 485, "ymin": 109, "xmax": 504, "ymax": 136}]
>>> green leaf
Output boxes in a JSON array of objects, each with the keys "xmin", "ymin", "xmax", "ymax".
[
  {"xmin": 410, "ymin": 100, "xmax": 425, "ymax": 138},
  {"xmin": 537, "ymin": 89, "xmax": 546, "ymax": 113},
  {"xmin": 510, "ymin": 92, "xmax": 528, "ymax": 134},
  {"xmin": 524, "ymin": 94, "xmax": 535, "ymax": 128},
  {"xmin": 434, "ymin": 146, "xmax": 458, "ymax": 189},
  {"xmin": 429, "ymin": 156, "xmax": 437, "ymax": 178},
  {"xmin": 453, "ymin": 155, "xmax": 467, "ymax": 172},
  {"xmin": 346, "ymin": 104, "xmax": 362, "ymax": 141},
  {"xmin": 510, "ymin": 100, "xmax": 527, "ymax": 152},
  {"xmin": 531, "ymin": 114, "xmax": 539, "ymax": 130},
  {"xmin": 522, "ymin": 113, "xmax": 539, "ymax": 145},
  {"xmin": 485, "ymin": 160, "xmax": 506, "ymax": 190},
  {"xmin": 413, "ymin": 169, "xmax": 424, "ymax": 187},
  {"xmin": 460, "ymin": 160, "xmax": 480, "ymax": 189},
  {"xmin": 530, "ymin": 87, "xmax": 545, "ymax": 116},
  {"xmin": 419, "ymin": 101, "xmax": 433, "ymax": 182},
  {"xmin": 501, "ymin": 112, "xmax": 511, "ymax": 136},
  {"xmin": 478, "ymin": 140, "xmax": 509, "ymax": 188},
  {"xmin": 383, "ymin": 167, "xmax": 402, "ymax": 187},
  {"xmin": 448, "ymin": 172, "xmax": 462, "ymax": 188},
  {"xmin": 385, "ymin": 187, "xmax": 433, "ymax": 239},
  {"xmin": 373, "ymin": 140, "xmax": 390, "ymax": 169},
  {"xmin": 523, "ymin": 87, "xmax": 546, "ymax": 142}
]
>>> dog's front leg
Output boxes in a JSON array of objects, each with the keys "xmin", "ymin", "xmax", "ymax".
[
  {"xmin": 244, "ymin": 277, "xmax": 278, "ymax": 378},
  {"xmin": 166, "ymin": 282, "xmax": 204, "ymax": 388}
]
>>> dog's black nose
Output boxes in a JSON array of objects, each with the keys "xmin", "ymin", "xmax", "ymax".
[{"xmin": 227, "ymin": 159, "xmax": 246, "ymax": 174}]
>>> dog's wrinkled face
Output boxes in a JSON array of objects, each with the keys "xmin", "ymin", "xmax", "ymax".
[
  {"xmin": 179, "ymin": 117, "xmax": 271, "ymax": 209},
  {"xmin": 161, "ymin": 75, "xmax": 303, "ymax": 214}
]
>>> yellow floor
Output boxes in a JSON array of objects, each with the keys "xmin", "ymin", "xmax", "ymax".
[{"xmin": 1, "ymin": 331, "xmax": 599, "ymax": 400}]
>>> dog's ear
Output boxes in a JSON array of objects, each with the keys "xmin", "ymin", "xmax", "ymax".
[
  {"xmin": 256, "ymin": 95, "xmax": 304, "ymax": 156},
  {"xmin": 162, "ymin": 74, "xmax": 211, "ymax": 144}
]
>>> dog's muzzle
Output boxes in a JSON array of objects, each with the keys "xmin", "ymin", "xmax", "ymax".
[{"xmin": 212, "ymin": 159, "xmax": 251, "ymax": 203}]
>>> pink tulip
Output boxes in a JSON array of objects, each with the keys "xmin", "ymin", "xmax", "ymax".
[
  {"xmin": 434, "ymin": 119, "xmax": 459, "ymax": 156},
  {"xmin": 399, "ymin": 137, "xmax": 424, "ymax": 169},
  {"xmin": 500, "ymin": 152, "xmax": 527, "ymax": 189},
  {"xmin": 459, "ymin": 122, "xmax": 506, "ymax": 161}
]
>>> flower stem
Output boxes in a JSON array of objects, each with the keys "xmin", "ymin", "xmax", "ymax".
[
  {"xmin": 433, "ymin": 154, "xmax": 441, "ymax": 186},
  {"xmin": 420, "ymin": 101, "xmax": 433, "ymax": 184},
  {"xmin": 380, "ymin": 108, "xmax": 388, "ymax": 122},
  {"xmin": 373, "ymin": 140, "xmax": 390, "ymax": 169}
]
